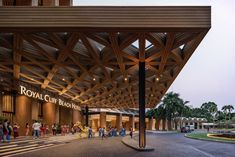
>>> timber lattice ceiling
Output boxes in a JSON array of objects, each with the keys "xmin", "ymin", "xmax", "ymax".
[{"xmin": 0, "ymin": 6, "xmax": 211, "ymax": 108}]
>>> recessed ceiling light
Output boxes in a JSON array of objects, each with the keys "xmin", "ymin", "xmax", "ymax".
[
  {"xmin": 62, "ymin": 78, "xmax": 65, "ymax": 81},
  {"xmin": 93, "ymin": 78, "xmax": 96, "ymax": 81},
  {"xmin": 124, "ymin": 77, "xmax": 128, "ymax": 81},
  {"xmin": 156, "ymin": 77, "xmax": 159, "ymax": 81}
]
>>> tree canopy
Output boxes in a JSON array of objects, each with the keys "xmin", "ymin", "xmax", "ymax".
[{"xmin": 147, "ymin": 92, "xmax": 234, "ymax": 124}]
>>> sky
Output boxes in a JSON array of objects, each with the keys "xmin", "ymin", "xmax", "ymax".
[{"xmin": 73, "ymin": 0, "xmax": 235, "ymax": 110}]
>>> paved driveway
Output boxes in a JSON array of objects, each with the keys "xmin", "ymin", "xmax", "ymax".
[{"xmin": 12, "ymin": 133, "xmax": 235, "ymax": 157}]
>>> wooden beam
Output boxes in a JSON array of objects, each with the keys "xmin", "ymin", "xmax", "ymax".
[
  {"xmin": 109, "ymin": 32, "xmax": 127, "ymax": 77},
  {"xmin": 0, "ymin": 36, "xmax": 12, "ymax": 50},
  {"xmin": 79, "ymin": 33, "xmax": 110, "ymax": 80},
  {"xmin": 13, "ymin": 33, "xmax": 22, "ymax": 79},
  {"xmin": 158, "ymin": 33, "xmax": 175, "ymax": 74},
  {"xmin": 41, "ymin": 33, "xmax": 79, "ymax": 89},
  {"xmin": 0, "ymin": 13, "xmax": 210, "ymax": 109}
]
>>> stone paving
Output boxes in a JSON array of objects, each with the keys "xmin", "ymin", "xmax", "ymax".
[
  {"xmin": 0, "ymin": 134, "xmax": 82, "ymax": 157},
  {"xmin": 10, "ymin": 132, "xmax": 235, "ymax": 157}
]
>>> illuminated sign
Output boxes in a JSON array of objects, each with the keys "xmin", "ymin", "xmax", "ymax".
[{"xmin": 19, "ymin": 85, "xmax": 80, "ymax": 110}]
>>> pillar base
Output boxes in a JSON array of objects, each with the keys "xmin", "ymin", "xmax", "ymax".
[{"xmin": 122, "ymin": 136, "xmax": 154, "ymax": 152}]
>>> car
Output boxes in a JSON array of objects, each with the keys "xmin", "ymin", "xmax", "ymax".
[
  {"xmin": 181, "ymin": 127, "xmax": 190, "ymax": 133},
  {"xmin": 186, "ymin": 125, "xmax": 195, "ymax": 131}
]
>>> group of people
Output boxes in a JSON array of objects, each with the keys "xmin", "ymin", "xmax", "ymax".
[
  {"xmin": 94, "ymin": 126, "xmax": 132, "ymax": 139},
  {"xmin": 0, "ymin": 119, "xmax": 76, "ymax": 142},
  {"xmin": 1, "ymin": 119, "xmax": 135, "ymax": 142},
  {"xmin": 32, "ymin": 121, "xmax": 74, "ymax": 138},
  {"xmin": 0, "ymin": 119, "xmax": 20, "ymax": 142},
  {"xmin": 120, "ymin": 127, "xmax": 133, "ymax": 138}
]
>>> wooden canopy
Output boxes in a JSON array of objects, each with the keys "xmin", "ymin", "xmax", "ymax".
[{"xmin": 0, "ymin": 6, "xmax": 211, "ymax": 108}]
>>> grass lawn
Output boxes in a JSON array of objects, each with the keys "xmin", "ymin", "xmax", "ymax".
[
  {"xmin": 185, "ymin": 133, "xmax": 235, "ymax": 143},
  {"xmin": 219, "ymin": 128, "xmax": 235, "ymax": 131}
]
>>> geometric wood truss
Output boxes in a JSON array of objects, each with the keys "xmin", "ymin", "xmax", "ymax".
[{"xmin": 0, "ymin": 6, "xmax": 211, "ymax": 109}]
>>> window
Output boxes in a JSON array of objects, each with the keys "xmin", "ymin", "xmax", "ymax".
[{"xmin": 1, "ymin": 91, "xmax": 16, "ymax": 123}]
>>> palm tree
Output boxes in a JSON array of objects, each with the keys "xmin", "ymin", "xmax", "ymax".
[
  {"xmin": 154, "ymin": 105, "xmax": 166, "ymax": 131},
  {"xmin": 178, "ymin": 101, "xmax": 190, "ymax": 129},
  {"xmin": 227, "ymin": 105, "xmax": 234, "ymax": 121},
  {"xmin": 146, "ymin": 109, "xmax": 155, "ymax": 118},
  {"xmin": 222, "ymin": 105, "xmax": 234, "ymax": 121},
  {"xmin": 215, "ymin": 111, "xmax": 224, "ymax": 121},
  {"xmin": 222, "ymin": 105, "xmax": 228, "ymax": 121},
  {"xmin": 161, "ymin": 92, "xmax": 185, "ymax": 130},
  {"xmin": 181, "ymin": 104, "xmax": 191, "ymax": 118},
  {"xmin": 215, "ymin": 111, "xmax": 225, "ymax": 128}
]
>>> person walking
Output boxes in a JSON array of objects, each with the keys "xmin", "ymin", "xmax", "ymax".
[
  {"xmin": 129, "ymin": 127, "xmax": 133, "ymax": 139},
  {"xmin": 71, "ymin": 123, "xmax": 75, "ymax": 134},
  {"xmin": 98, "ymin": 127, "xmax": 102, "ymax": 137},
  {"xmin": 13, "ymin": 123, "xmax": 20, "ymax": 139},
  {"xmin": 101, "ymin": 127, "xmax": 105, "ymax": 140},
  {"xmin": 114, "ymin": 127, "xmax": 118, "ymax": 136},
  {"xmin": 7, "ymin": 122, "xmax": 12, "ymax": 141},
  {"xmin": 40, "ymin": 124, "xmax": 46, "ymax": 137},
  {"xmin": 88, "ymin": 127, "xmax": 92, "ymax": 138},
  {"xmin": 66, "ymin": 125, "xmax": 69, "ymax": 134},
  {"xmin": 0, "ymin": 122, "xmax": 3, "ymax": 142},
  {"xmin": 52, "ymin": 123, "xmax": 57, "ymax": 136},
  {"xmin": 109, "ymin": 127, "xmax": 114, "ymax": 137},
  {"xmin": 25, "ymin": 123, "xmax": 30, "ymax": 136},
  {"xmin": 32, "ymin": 121, "xmax": 41, "ymax": 139},
  {"xmin": 46, "ymin": 125, "xmax": 49, "ymax": 135},
  {"xmin": 120, "ymin": 127, "xmax": 126, "ymax": 137},
  {"xmin": 71, "ymin": 125, "xmax": 75, "ymax": 135},
  {"xmin": 61, "ymin": 125, "xmax": 66, "ymax": 136},
  {"xmin": 3, "ymin": 119, "xmax": 8, "ymax": 142}
]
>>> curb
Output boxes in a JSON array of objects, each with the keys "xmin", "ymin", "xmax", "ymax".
[
  {"xmin": 184, "ymin": 134, "xmax": 235, "ymax": 144},
  {"xmin": 121, "ymin": 136, "xmax": 154, "ymax": 152}
]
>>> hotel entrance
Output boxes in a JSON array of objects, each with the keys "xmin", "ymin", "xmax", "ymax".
[{"xmin": 0, "ymin": 86, "xmax": 82, "ymax": 136}]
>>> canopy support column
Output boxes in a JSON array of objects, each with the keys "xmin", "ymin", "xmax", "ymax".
[
  {"xmin": 139, "ymin": 61, "xmax": 146, "ymax": 148},
  {"xmin": 85, "ymin": 106, "xmax": 89, "ymax": 127}
]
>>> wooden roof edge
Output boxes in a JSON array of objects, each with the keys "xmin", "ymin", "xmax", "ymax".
[{"xmin": 0, "ymin": 6, "xmax": 211, "ymax": 31}]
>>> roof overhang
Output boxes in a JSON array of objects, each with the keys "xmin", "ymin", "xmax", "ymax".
[{"xmin": 0, "ymin": 6, "xmax": 211, "ymax": 108}]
